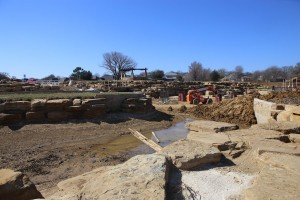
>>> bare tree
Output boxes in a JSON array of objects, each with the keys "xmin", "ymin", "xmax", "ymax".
[
  {"xmin": 293, "ymin": 62, "xmax": 300, "ymax": 76},
  {"xmin": 202, "ymin": 68, "xmax": 212, "ymax": 81},
  {"xmin": 251, "ymin": 70, "xmax": 262, "ymax": 82},
  {"xmin": 217, "ymin": 68, "xmax": 228, "ymax": 79},
  {"xmin": 282, "ymin": 65, "xmax": 294, "ymax": 79},
  {"xmin": 0, "ymin": 72, "xmax": 10, "ymax": 80},
  {"xmin": 102, "ymin": 51, "xmax": 137, "ymax": 80},
  {"xmin": 188, "ymin": 61, "xmax": 202, "ymax": 81},
  {"xmin": 235, "ymin": 66, "xmax": 244, "ymax": 81},
  {"xmin": 262, "ymin": 66, "xmax": 285, "ymax": 81}
]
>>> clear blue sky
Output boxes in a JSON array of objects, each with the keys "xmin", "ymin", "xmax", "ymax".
[{"xmin": 1, "ymin": 0, "xmax": 300, "ymax": 79}]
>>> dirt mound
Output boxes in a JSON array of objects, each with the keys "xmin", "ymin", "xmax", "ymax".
[
  {"xmin": 260, "ymin": 91, "xmax": 300, "ymax": 105},
  {"xmin": 191, "ymin": 94, "xmax": 259, "ymax": 126}
]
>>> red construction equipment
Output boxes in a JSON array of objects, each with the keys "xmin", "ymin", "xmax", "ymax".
[{"xmin": 186, "ymin": 89, "xmax": 213, "ymax": 104}]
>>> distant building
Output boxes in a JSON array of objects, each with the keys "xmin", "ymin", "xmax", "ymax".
[
  {"xmin": 221, "ymin": 73, "xmax": 238, "ymax": 82},
  {"xmin": 101, "ymin": 74, "xmax": 114, "ymax": 80},
  {"xmin": 164, "ymin": 71, "xmax": 178, "ymax": 81},
  {"xmin": 241, "ymin": 76, "xmax": 252, "ymax": 82}
]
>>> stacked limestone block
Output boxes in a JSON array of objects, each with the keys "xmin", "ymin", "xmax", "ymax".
[
  {"xmin": 254, "ymin": 98, "xmax": 300, "ymax": 124},
  {"xmin": 0, "ymin": 98, "xmax": 107, "ymax": 125}
]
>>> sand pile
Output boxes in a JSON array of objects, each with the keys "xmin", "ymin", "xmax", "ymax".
[{"xmin": 191, "ymin": 94, "xmax": 259, "ymax": 126}]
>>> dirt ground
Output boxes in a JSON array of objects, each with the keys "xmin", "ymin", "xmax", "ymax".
[
  {"xmin": 0, "ymin": 108, "xmax": 186, "ymax": 192},
  {"xmin": 1, "ymin": 92, "xmax": 298, "ymax": 195}
]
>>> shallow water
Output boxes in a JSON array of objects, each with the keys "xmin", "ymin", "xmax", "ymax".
[
  {"xmin": 94, "ymin": 119, "xmax": 191, "ymax": 157},
  {"xmin": 128, "ymin": 118, "xmax": 191, "ymax": 155}
]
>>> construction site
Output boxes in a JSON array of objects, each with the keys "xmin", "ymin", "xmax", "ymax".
[{"xmin": 0, "ymin": 78, "xmax": 300, "ymax": 200}]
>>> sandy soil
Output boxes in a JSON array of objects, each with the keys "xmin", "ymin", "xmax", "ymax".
[{"xmin": 0, "ymin": 108, "xmax": 185, "ymax": 191}]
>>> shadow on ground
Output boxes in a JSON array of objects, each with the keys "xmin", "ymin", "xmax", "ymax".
[
  {"xmin": 167, "ymin": 156, "xmax": 236, "ymax": 200},
  {"xmin": 4, "ymin": 110, "xmax": 174, "ymax": 131}
]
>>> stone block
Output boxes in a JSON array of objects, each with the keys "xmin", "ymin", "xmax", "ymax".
[
  {"xmin": 4, "ymin": 101, "xmax": 31, "ymax": 112},
  {"xmin": 285, "ymin": 104, "xmax": 300, "ymax": 115},
  {"xmin": 290, "ymin": 114, "xmax": 300, "ymax": 122},
  {"xmin": 82, "ymin": 98, "xmax": 106, "ymax": 106},
  {"xmin": 277, "ymin": 111, "xmax": 292, "ymax": 122},
  {"xmin": 0, "ymin": 113, "xmax": 21, "ymax": 125},
  {"xmin": 26, "ymin": 112, "xmax": 46, "ymax": 122},
  {"xmin": 45, "ymin": 99, "xmax": 73, "ymax": 111},
  {"xmin": 31, "ymin": 99, "xmax": 46, "ymax": 111},
  {"xmin": 73, "ymin": 99, "xmax": 81, "ymax": 106},
  {"xmin": 0, "ymin": 169, "xmax": 43, "ymax": 200},
  {"xmin": 289, "ymin": 134, "xmax": 300, "ymax": 143},
  {"xmin": 159, "ymin": 139, "xmax": 221, "ymax": 170},
  {"xmin": 185, "ymin": 120, "xmax": 238, "ymax": 133},
  {"xmin": 251, "ymin": 121, "xmax": 300, "ymax": 134},
  {"xmin": 47, "ymin": 111, "xmax": 72, "ymax": 121},
  {"xmin": 49, "ymin": 154, "xmax": 169, "ymax": 200},
  {"xmin": 253, "ymin": 98, "xmax": 277, "ymax": 124}
]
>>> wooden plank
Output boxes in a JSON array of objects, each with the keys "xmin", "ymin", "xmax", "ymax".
[
  {"xmin": 129, "ymin": 128, "xmax": 162, "ymax": 152},
  {"xmin": 152, "ymin": 131, "xmax": 160, "ymax": 143}
]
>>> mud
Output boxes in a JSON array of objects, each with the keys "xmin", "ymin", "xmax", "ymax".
[{"xmin": 0, "ymin": 110, "xmax": 184, "ymax": 191}]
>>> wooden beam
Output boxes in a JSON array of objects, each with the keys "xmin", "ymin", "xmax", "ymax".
[{"xmin": 128, "ymin": 128, "xmax": 162, "ymax": 152}]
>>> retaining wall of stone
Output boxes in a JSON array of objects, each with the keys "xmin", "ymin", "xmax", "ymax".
[
  {"xmin": 0, "ymin": 93, "xmax": 153, "ymax": 125},
  {"xmin": 254, "ymin": 98, "xmax": 300, "ymax": 124}
]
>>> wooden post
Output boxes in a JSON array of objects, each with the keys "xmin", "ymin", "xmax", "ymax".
[{"xmin": 128, "ymin": 128, "xmax": 162, "ymax": 152}]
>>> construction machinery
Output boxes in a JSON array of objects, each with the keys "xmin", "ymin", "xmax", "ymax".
[{"xmin": 186, "ymin": 88, "xmax": 214, "ymax": 104}]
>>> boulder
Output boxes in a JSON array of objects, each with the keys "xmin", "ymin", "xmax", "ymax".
[
  {"xmin": 159, "ymin": 139, "xmax": 221, "ymax": 170},
  {"xmin": 251, "ymin": 121, "xmax": 300, "ymax": 134},
  {"xmin": 290, "ymin": 114, "xmax": 300, "ymax": 122},
  {"xmin": 285, "ymin": 104, "xmax": 300, "ymax": 115},
  {"xmin": 0, "ymin": 113, "xmax": 21, "ymax": 125},
  {"xmin": 0, "ymin": 169, "xmax": 43, "ymax": 200},
  {"xmin": 187, "ymin": 131, "xmax": 244, "ymax": 151},
  {"xmin": 289, "ymin": 134, "xmax": 300, "ymax": 143},
  {"xmin": 45, "ymin": 99, "xmax": 72, "ymax": 111},
  {"xmin": 186, "ymin": 120, "xmax": 238, "ymax": 133},
  {"xmin": 31, "ymin": 99, "xmax": 47, "ymax": 111},
  {"xmin": 48, "ymin": 154, "xmax": 170, "ymax": 200},
  {"xmin": 277, "ymin": 111, "xmax": 292, "ymax": 122},
  {"xmin": 4, "ymin": 101, "xmax": 31, "ymax": 112},
  {"xmin": 252, "ymin": 139, "xmax": 300, "ymax": 156},
  {"xmin": 26, "ymin": 112, "xmax": 45, "ymax": 122}
]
